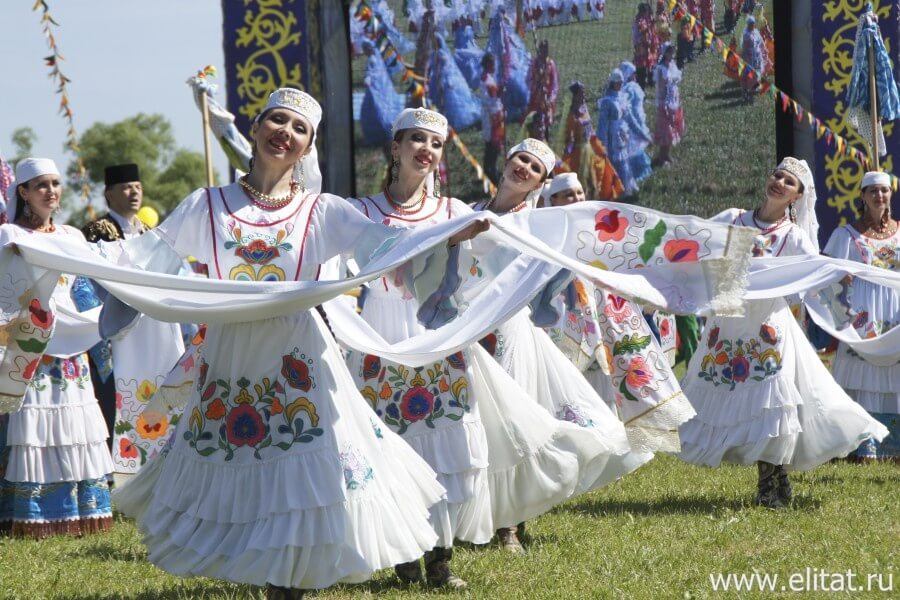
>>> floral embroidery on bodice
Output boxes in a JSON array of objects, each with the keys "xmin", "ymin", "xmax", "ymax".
[
  {"xmin": 853, "ymin": 228, "xmax": 900, "ymax": 271},
  {"xmin": 206, "ymin": 187, "xmax": 322, "ymax": 282}
]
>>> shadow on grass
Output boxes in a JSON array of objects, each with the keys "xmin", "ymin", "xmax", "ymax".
[
  {"xmin": 561, "ymin": 493, "xmax": 822, "ymax": 516},
  {"xmin": 70, "ymin": 542, "xmax": 147, "ymax": 563},
  {"xmin": 53, "ymin": 582, "xmax": 259, "ymax": 600}
]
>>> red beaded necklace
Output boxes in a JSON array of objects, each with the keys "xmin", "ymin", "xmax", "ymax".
[{"xmin": 383, "ymin": 186, "xmax": 427, "ymax": 215}]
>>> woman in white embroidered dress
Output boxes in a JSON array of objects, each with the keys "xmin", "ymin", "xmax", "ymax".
[
  {"xmin": 0, "ymin": 159, "xmax": 114, "ymax": 538},
  {"xmin": 112, "ymin": 90, "xmax": 481, "ymax": 600},
  {"xmin": 823, "ymin": 171, "xmax": 900, "ymax": 462},
  {"xmin": 678, "ymin": 157, "xmax": 888, "ymax": 509},
  {"xmin": 471, "ymin": 147, "xmax": 648, "ymax": 552},
  {"xmin": 346, "ymin": 111, "xmax": 616, "ymax": 585}
]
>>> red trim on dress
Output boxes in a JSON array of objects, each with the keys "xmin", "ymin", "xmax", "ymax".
[
  {"xmin": 206, "ymin": 188, "xmax": 224, "ymax": 279},
  {"xmin": 293, "ymin": 194, "xmax": 322, "ymax": 281}
]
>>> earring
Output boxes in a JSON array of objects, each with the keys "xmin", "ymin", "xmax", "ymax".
[
  {"xmin": 390, "ymin": 157, "xmax": 399, "ymax": 183},
  {"xmin": 22, "ymin": 203, "xmax": 33, "ymax": 219},
  {"xmin": 434, "ymin": 172, "xmax": 441, "ymax": 197},
  {"xmin": 297, "ymin": 163, "xmax": 306, "ymax": 192},
  {"xmin": 789, "ymin": 202, "xmax": 797, "ymax": 222}
]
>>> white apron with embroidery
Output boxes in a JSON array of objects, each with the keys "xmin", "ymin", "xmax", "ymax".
[
  {"xmin": 346, "ymin": 193, "xmax": 492, "ymax": 544},
  {"xmin": 112, "ymin": 184, "xmax": 445, "ymax": 589},
  {"xmin": 823, "ymin": 226, "xmax": 900, "ymax": 414},
  {"xmin": 0, "ymin": 224, "xmax": 113, "ymax": 486},
  {"xmin": 679, "ymin": 210, "xmax": 887, "ymax": 470}
]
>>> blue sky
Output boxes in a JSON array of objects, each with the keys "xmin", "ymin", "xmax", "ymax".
[{"xmin": 1, "ymin": 1, "xmax": 227, "ymax": 187}]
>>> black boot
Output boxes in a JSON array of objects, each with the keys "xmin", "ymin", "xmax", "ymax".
[
  {"xmin": 753, "ymin": 461, "xmax": 784, "ymax": 509},
  {"xmin": 496, "ymin": 526, "xmax": 525, "ymax": 553},
  {"xmin": 265, "ymin": 584, "xmax": 304, "ymax": 600},
  {"xmin": 394, "ymin": 558, "xmax": 423, "ymax": 584},
  {"xmin": 424, "ymin": 546, "xmax": 467, "ymax": 590},
  {"xmin": 775, "ymin": 464, "xmax": 793, "ymax": 504}
]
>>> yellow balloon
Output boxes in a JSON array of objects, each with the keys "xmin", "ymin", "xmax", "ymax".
[{"xmin": 136, "ymin": 206, "xmax": 160, "ymax": 229}]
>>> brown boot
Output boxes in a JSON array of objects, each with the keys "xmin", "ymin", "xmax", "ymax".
[
  {"xmin": 496, "ymin": 526, "xmax": 525, "ymax": 553},
  {"xmin": 265, "ymin": 584, "xmax": 304, "ymax": 600},
  {"xmin": 424, "ymin": 546, "xmax": 468, "ymax": 590},
  {"xmin": 394, "ymin": 558, "xmax": 423, "ymax": 584},
  {"xmin": 753, "ymin": 461, "xmax": 785, "ymax": 509}
]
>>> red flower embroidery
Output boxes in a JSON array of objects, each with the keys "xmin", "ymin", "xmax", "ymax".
[
  {"xmin": 23, "ymin": 359, "xmax": 39, "ymax": 380},
  {"xmin": 362, "ymin": 355, "xmax": 381, "ymax": 380},
  {"xmin": 28, "ymin": 299, "xmax": 53, "ymax": 329},
  {"xmin": 663, "ymin": 239, "xmax": 700, "ymax": 262},
  {"xmin": 759, "ymin": 323, "xmax": 778, "ymax": 345},
  {"xmin": 595, "ymin": 208, "xmax": 629, "ymax": 242},
  {"xmin": 281, "ymin": 354, "xmax": 312, "ymax": 391},
  {"xmin": 400, "ymin": 387, "xmax": 434, "ymax": 422},
  {"xmin": 205, "ymin": 398, "xmax": 226, "ymax": 420},
  {"xmin": 659, "ymin": 318, "xmax": 671, "ymax": 338},
  {"xmin": 625, "ymin": 356, "xmax": 653, "ymax": 389},
  {"xmin": 237, "ymin": 239, "xmax": 279, "ymax": 264},
  {"xmin": 707, "ymin": 326, "xmax": 720, "ymax": 348},
  {"xmin": 225, "ymin": 404, "xmax": 266, "ymax": 447}
]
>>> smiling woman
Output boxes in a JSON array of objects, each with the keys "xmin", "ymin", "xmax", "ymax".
[
  {"xmin": 677, "ymin": 157, "xmax": 888, "ymax": 510},
  {"xmin": 1, "ymin": 158, "xmax": 115, "ymax": 538}
]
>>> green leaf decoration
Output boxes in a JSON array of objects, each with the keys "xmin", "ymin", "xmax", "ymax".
[
  {"xmin": 114, "ymin": 421, "xmax": 134, "ymax": 434},
  {"xmin": 613, "ymin": 333, "xmax": 652, "ymax": 356},
  {"xmin": 619, "ymin": 377, "xmax": 639, "ymax": 402},
  {"xmin": 16, "ymin": 337, "xmax": 48, "ymax": 353},
  {"xmin": 638, "ymin": 221, "xmax": 667, "ymax": 264}
]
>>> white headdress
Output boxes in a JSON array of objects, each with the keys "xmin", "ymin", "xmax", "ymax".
[
  {"xmin": 546, "ymin": 172, "xmax": 582, "ymax": 200},
  {"xmin": 506, "ymin": 138, "xmax": 556, "ymax": 174},
  {"xmin": 861, "ymin": 170, "xmax": 892, "ymax": 189},
  {"xmin": 257, "ymin": 88, "xmax": 323, "ymax": 193},
  {"xmin": 7, "ymin": 158, "xmax": 60, "ymax": 223},
  {"xmin": 775, "ymin": 156, "xmax": 819, "ymax": 251},
  {"xmin": 391, "ymin": 107, "xmax": 449, "ymax": 139}
]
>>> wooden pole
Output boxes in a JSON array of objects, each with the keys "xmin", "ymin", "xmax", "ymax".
[
  {"xmin": 868, "ymin": 32, "xmax": 880, "ymax": 170},
  {"xmin": 200, "ymin": 92, "xmax": 215, "ymax": 186}
]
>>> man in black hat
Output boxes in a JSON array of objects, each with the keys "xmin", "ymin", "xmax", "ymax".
[
  {"xmin": 82, "ymin": 163, "xmax": 145, "ymax": 242},
  {"xmin": 81, "ymin": 163, "xmax": 146, "ymax": 455}
]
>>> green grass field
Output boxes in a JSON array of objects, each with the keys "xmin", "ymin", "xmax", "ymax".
[
  {"xmin": 352, "ymin": 1, "xmax": 775, "ymax": 217},
  {"xmin": 4, "ymin": 7, "xmax": 894, "ymax": 600},
  {"xmin": 1, "ymin": 455, "xmax": 897, "ymax": 599}
]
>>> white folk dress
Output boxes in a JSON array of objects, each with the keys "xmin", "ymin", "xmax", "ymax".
[
  {"xmin": 471, "ymin": 202, "xmax": 645, "ymax": 491},
  {"xmin": 0, "ymin": 224, "xmax": 114, "ymax": 537},
  {"xmin": 112, "ymin": 184, "xmax": 446, "ymax": 589},
  {"xmin": 347, "ymin": 194, "xmax": 491, "ymax": 545},
  {"xmin": 348, "ymin": 193, "xmax": 616, "ymax": 537},
  {"xmin": 823, "ymin": 225, "xmax": 900, "ymax": 459},
  {"xmin": 679, "ymin": 210, "xmax": 888, "ymax": 470}
]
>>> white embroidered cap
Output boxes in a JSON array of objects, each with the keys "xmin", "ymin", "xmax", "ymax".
[
  {"xmin": 507, "ymin": 138, "xmax": 556, "ymax": 174},
  {"xmin": 861, "ymin": 170, "xmax": 892, "ymax": 189},
  {"xmin": 391, "ymin": 107, "xmax": 449, "ymax": 139},
  {"xmin": 546, "ymin": 172, "xmax": 582, "ymax": 198},
  {"xmin": 259, "ymin": 88, "xmax": 322, "ymax": 130}
]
